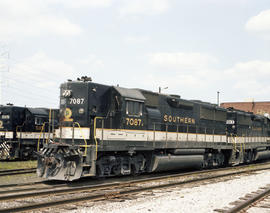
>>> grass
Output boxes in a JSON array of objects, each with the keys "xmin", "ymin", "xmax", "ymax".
[{"xmin": 0, "ymin": 160, "xmax": 37, "ymax": 170}]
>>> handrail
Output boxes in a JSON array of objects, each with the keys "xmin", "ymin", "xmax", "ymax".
[
  {"xmin": 73, "ymin": 122, "xmax": 88, "ymax": 156},
  {"xmin": 231, "ymin": 134, "xmax": 238, "ymax": 152},
  {"xmin": 47, "ymin": 109, "xmax": 52, "ymax": 143},
  {"xmin": 15, "ymin": 122, "xmax": 26, "ymax": 140},
  {"xmin": 37, "ymin": 123, "xmax": 46, "ymax": 152},
  {"xmin": 241, "ymin": 135, "xmax": 245, "ymax": 154},
  {"xmin": 42, "ymin": 121, "xmax": 51, "ymax": 144},
  {"xmin": 93, "ymin": 117, "xmax": 104, "ymax": 160}
]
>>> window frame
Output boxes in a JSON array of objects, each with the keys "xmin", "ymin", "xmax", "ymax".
[
  {"xmin": 125, "ymin": 99, "xmax": 143, "ymax": 117},
  {"xmin": 35, "ymin": 117, "xmax": 44, "ymax": 126}
]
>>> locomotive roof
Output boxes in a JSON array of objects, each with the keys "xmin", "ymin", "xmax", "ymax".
[
  {"xmin": 113, "ymin": 86, "xmax": 146, "ymax": 101},
  {"xmin": 191, "ymin": 100, "xmax": 227, "ymax": 111}
]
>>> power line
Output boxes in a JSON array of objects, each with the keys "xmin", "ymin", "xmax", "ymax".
[
  {"xmin": 5, "ymin": 84, "xmax": 59, "ymax": 103},
  {"xmin": 6, "ymin": 67, "xmax": 63, "ymax": 89},
  {"xmin": 4, "ymin": 74, "xmax": 60, "ymax": 96},
  {"xmin": 3, "ymin": 70, "xmax": 60, "ymax": 100},
  {"xmin": 8, "ymin": 56, "xmax": 75, "ymax": 83},
  {"xmin": 1, "ymin": 53, "xmax": 73, "ymax": 107}
]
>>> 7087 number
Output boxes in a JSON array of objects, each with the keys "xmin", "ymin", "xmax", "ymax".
[
  {"xmin": 126, "ymin": 118, "xmax": 143, "ymax": 126},
  {"xmin": 69, "ymin": 98, "xmax": 85, "ymax": 105}
]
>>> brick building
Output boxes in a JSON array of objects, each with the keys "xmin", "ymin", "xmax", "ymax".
[{"xmin": 220, "ymin": 101, "xmax": 270, "ymax": 117}]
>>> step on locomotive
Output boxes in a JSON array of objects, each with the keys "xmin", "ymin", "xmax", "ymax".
[{"xmin": 37, "ymin": 77, "xmax": 270, "ymax": 181}]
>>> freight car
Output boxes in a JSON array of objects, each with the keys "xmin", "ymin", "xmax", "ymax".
[
  {"xmin": 0, "ymin": 105, "xmax": 58, "ymax": 160},
  {"xmin": 37, "ymin": 77, "xmax": 270, "ymax": 181}
]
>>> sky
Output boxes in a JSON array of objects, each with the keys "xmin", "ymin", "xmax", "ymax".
[{"xmin": 0, "ymin": 0, "xmax": 269, "ymax": 108}]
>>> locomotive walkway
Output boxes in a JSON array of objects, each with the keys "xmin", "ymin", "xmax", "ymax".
[{"xmin": 1, "ymin": 162, "xmax": 270, "ymax": 212}]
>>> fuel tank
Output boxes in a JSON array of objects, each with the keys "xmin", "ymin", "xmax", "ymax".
[{"xmin": 150, "ymin": 154, "xmax": 204, "ymax": 172}]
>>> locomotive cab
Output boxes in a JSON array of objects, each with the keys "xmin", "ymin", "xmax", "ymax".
[
  {"xmin": 0, "ymin": 106, "xmax": 25, "ymax": 140},
  {"xmin": 113, "ymin": 86, "xmax": 146, "ymax": 130}
]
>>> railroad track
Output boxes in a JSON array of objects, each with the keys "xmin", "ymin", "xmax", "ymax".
[
  {"xmin": 216, "ymin": 184, "xmax": 270, "ymax": 213},
  {"xmin": 1, "ymin": 163, "xmax": 270, "ymax": 213},
  {"xmin": 0, "ymin": 162, "xmax": 269, "ymax": 197},
  {"xmin": 0, "ymin": 168, "xmax": 36, "ymax": 177}
]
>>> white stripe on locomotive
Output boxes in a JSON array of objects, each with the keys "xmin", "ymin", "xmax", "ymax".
[
  {"xmin": 55, "ymin": 127, "xmax": 90, "ymax": 139},
  {"xmin": 96, "ymin": 128, "xmax": 269, "ymax": 144},
  {"xmin": 0, "ymin": 131, "xmax": 13, "ymax": 139},
  {"xmin": 16, "ymin": 132, "xmax": 54, "ymax": 139},
  {"xmin": 52, "ymin": 127, "xmax": 270, "ymax": 144}
]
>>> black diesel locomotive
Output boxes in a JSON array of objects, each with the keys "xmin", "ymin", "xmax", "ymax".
[
  {"xmin": 37, "ymin": 77, "xmax": 270, "ymax": 181},
  {"xmin": 0, "ymin": 105, "xmax": 58, "ymax": 160}
]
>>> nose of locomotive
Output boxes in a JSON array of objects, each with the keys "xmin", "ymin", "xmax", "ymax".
[{"xmin": 37, "ymin": 145, "xmax": 83, "ymax": 181}]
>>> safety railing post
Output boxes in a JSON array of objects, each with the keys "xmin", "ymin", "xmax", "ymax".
[
  {"xmin": 72, "ymin": 122, "xmax": 75, "ymax": 145},
  {"xmin": 48, "ymin": 109, "xmax": 51, "ymax": 141},
  {"xmin": 153, "ymin": 123, "xmax": 156, "ymax": 142},
  {"xmin": 212, "ymin": 128, "xmax": 215, "ymax": 142},
  {"xmin": 52, "ymin": 110, "xmax": 55, "ymax": 140},
  {"xmin": 19, "ymin": 127, "xmax": 22, "ymax": 149},
  {"xmin": 176, "ymin": 125, "xmax": 179, "ymax": 141},
  {"xmin": 101, "ymin": 119, "xmax": 104, "ymax": 143},
  {"xmin": 42, "ymin": 126, "xmax": 45, "ymax": 145},
  {"xmin": 60, "ymin": 123, "xmax": 62, "ymax": 143},
  {"xmin": 187, "ymin": 125, "xmax": 189, "ymax": 141},
  {"xmin": 166, "ymin": 124, "xmax": 168, "ymax": 142},
  {"xmin": 43, "ymin": 124, "xmax": 45, "ymax": 145},
  {"xmin": 196, "ymin": 125, "xmax": 198, "ymax": 141},
  {"xmin": 205, "ymin": 127, "xmax": 207, "ymax": 142},
  {"xmin": 93, "ymin": 117, "xmax": 104, "ymax": 159}
]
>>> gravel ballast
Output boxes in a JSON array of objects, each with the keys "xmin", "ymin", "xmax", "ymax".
[{"xmin": 69, "ymin": 170, "xmax": 270, "ymax": 213}]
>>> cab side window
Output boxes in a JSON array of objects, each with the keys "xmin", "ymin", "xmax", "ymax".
[
  {"xmin": 35, "ymin": 117, "xmax": 44, "ymax": 125},
  {"xmin": 126, "ymin": 101, "xmax": 143, "ymax": 117}
]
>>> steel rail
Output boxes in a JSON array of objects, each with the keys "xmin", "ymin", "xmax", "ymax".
[
  {"xmin": 0, "ymin": 161, "xmax": 269, "ymax": 190},
  {"xmin": 1, "ymin": 163, "xmax": 270, "ymax": 200},
  {"xmin": 0, "ymin": 181, "xmax": 66, "ymax": 195},
  {"xmin": 225, "ymin": 186, "xmax": 270, "ymax": 213},
  {"xmin": 1, "ymin": 163, "xmax": 270, "ymax": 212},
  {"xmin": 0, "ymin": 168, "xmax": 36, "ymax": 177},
  {"xmin": 0, "ymin": 180, "xmax": 54, "ymax": 189}
]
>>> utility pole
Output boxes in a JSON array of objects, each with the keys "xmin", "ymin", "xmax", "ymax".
[{"xmin": 159, "ymin": 86, "xmax": 168, "ymax": 93}]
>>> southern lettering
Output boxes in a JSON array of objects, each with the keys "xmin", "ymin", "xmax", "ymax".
[{"xmin": 163, "ymin": 114, "xmax": 195, "ymax": 124}]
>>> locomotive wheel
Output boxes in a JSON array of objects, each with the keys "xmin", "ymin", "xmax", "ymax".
[{"xmin": 111, "ymin": 165, "xmax": 121, "ymax": 176}]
